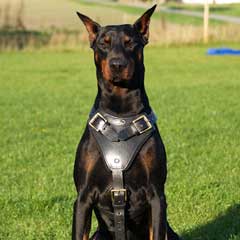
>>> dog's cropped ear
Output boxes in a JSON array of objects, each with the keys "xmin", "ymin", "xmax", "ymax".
[
  {"xmin": 76, "ymin": 12, "xmax": 101, "ymax": 47},
  {"xmin": 133, "ymin": 5, "xmax": 157, "ymax": 45}
]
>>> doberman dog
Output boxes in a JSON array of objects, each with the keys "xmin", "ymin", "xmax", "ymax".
[{"xmin": 73, "ymin": 5, "xmax": 181, "ymax": 240}]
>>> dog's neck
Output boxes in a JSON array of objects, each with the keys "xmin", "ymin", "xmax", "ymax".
[{"xmin": 93, "ymin": 68, "xmax": 151, "ymax": 117}]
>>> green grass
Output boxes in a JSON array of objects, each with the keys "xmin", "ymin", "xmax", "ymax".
[
  {"xmin": 0, "ymin": 45, "xmax": 240, "ymax": 239},
  {"xmin": 166, "ymin": 2, "xmax": 240, "ymax": 17}
]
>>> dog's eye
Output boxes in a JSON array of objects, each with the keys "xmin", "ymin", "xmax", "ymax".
[
  {"xmin": 124, "ymin": 38, "xmax": 135, "ymax": 50},
  {"xmin": 98, "ymin": 37, "xmax": 111, "ymax": 50}
]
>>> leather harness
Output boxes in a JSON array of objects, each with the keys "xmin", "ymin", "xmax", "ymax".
[{"xmin": 88, "ymin": 108, "xmax": 157, "ymax": 240}]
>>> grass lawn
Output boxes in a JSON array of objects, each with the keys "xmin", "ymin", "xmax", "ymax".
[{"xmin": 0, "ymin": 45, "xmax": 240, "ymax": 239}]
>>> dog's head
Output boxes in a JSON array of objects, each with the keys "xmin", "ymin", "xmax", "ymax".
[{"xmin": 77, "ymin": 5, "xmax": 156, "ymax": 88}]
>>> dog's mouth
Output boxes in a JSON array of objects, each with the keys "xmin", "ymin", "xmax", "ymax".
[
  {"xmin": 112, "ymin": 74, "xmax": 122, "ymax": 83},
  {"xmin": 110, "ymin": 67, "xmax": 134, "ymax": 84},
  {"xmin": 110, "ymin": 74, "xmax": 130, "ymax": 87}
]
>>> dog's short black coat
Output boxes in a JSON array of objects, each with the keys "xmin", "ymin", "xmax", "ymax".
[{"xmin": 72, "ymin": 5, "xmax": 181, "ymax": 240}]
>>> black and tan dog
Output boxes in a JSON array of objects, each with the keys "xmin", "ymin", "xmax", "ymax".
[{"xmin": 73, "ymin": 5, "xmax": 180, "ymax": 240}]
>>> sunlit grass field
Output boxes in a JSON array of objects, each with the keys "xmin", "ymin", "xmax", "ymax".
[{"xmin": 0, "ymin": 45, "xmax": 240, "ymax": 239}]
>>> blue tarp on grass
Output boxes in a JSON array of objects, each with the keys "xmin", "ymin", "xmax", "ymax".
[{"xmin": 207, "ymin": 48, "xmax": 240, "ymax": 55}]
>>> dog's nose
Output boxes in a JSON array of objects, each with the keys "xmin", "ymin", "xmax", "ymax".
[{"xmin": 109, "ymin": 58, "xmax": 127, "ymax": 72}]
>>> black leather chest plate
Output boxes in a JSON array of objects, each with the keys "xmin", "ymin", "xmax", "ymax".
[{"xmin": 89, "ymin": 112, "xmax": 155, "ymax": 171}]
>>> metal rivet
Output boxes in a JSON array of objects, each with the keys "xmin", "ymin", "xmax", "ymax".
[{"xmin": 114, "ymin": 158, "xmax": 120, "ymax": 163}]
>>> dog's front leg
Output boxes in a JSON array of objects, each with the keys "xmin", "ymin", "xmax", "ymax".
[
  {"xmin": 72, "ymin": 193, "xmax": 92, "ymax": 240},
  {"xmin": 150, "ymin": 191, "xmax": 167, "ymax": 240}
]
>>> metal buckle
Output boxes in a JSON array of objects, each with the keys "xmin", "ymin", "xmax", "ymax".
[
  {"xmin": 132, "ymin": 115, "xmax": 152, "ymax": 134},
  {"xmin": 111, "ymin": 189, "xmax": 127, "ymax": 202},
  {"xmin": 89, "ymin": 112, "xmax": 107, "ymax": 132}
]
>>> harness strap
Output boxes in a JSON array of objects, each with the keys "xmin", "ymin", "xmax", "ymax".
[
  {"xmin": 89, "ymin": 112, "xmax": 155, "ymax": 142},
  {"xmin": 111, "ymin": 170, "xmax": 126, "ymax": 240}
]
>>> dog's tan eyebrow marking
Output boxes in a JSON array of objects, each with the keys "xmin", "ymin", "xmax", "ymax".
[
  {"xmin": 123, "ymin": 35, "xmax": 131, "ymax": 42},
  {"xmin": 104, "ymin": 35, "xmax": 111, "ymax": 44}
]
